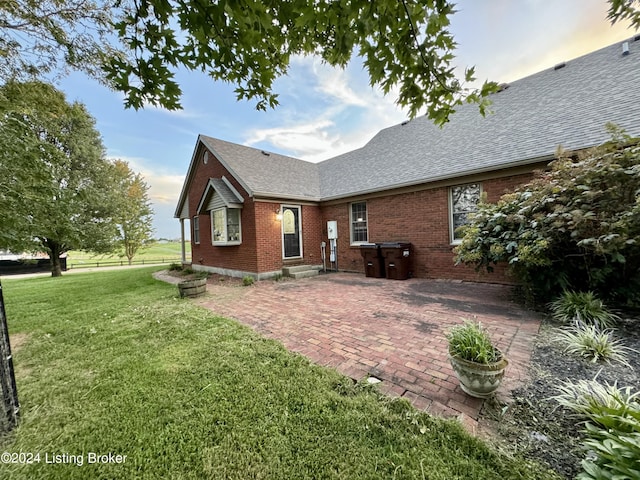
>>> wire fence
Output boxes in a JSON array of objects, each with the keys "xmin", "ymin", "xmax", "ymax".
[{"xmin": 0, "ymin": 280, "xmax": 19, "ymax": 434}]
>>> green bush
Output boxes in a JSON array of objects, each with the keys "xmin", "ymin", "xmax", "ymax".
[
  {"xmin": 445, "ymin": 319, "xmax": 501, "ymax": 364},
  {"xmin": 455, "ymin": 126, "xmax": 640, "ymax": 306},
  {"xmin": 554, "ymin": 322, "xmax": 632, "ymax": 367},
  {"xmin": 580, "ymin": 417, "xmax": 640, "ymax": 480},
  {"xmin": 549, "ymin": 291, "xmax": 619, "ymax": 329},
  {"xmin": 553, "ymin": 377, "xmax": 640, "ymax": 480},
  {"xmin": 242, "ymin": 275, "xmax": 255, "ymax": 286}
]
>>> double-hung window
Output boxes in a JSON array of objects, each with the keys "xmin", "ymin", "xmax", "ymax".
[
  {"xmin": 192, "ymin": 216, "xmax": 200, "ymax": 244},
  {"xmin": 450, "ymin": 183, "xmax": 481, "ymax": 243},
  {"xmin": 212, "ymin": 208, "xmax": 241, "ymax": 245},
  {"xmin": 350, "ymin": 202, "xmax": 368, "ymax": 244}
]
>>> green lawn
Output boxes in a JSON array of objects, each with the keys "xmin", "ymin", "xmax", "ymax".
[
  {"xmin": 66, "ymin": 241, "xmax": 190, "ymax": 268},
  {"xmin": 0, "ymin": 269, "xmax": 558, "ymax": 479}
]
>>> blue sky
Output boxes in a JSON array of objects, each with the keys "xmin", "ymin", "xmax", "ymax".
[{"xmin": 59, "ymin": 0, "xmax": 635, "ymax": 239}]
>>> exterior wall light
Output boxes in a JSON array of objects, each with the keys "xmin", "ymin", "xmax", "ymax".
[{"xmin": 275, "ymin": 208, "xmax": 283, "ymax": 221}]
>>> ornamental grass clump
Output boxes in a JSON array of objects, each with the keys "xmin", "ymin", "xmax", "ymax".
[
  {"xmin": 553, "ymin": 374, "xmax": 640, "ymax": 418},
  {"xmin": 554, "ymin": 322, "xmax": 635, "ymax": 368},
  {"xmin": 446, "ymin": 320, "xmax": 501, "ymax": 364},
  {"xmin": 549, "ymin": 291, "xmax": 620, "ymax": 329}
]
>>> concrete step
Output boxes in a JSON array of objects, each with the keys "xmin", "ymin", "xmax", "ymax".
[
  {"xmin": 289, "ymin": 269, "xmax": 319, "ymax": 279},
  {"xmin": 282, "ymin": 265, "xmax": 320, "ymax": 276},
  {"xmin": 282, "ymin": 265, "xmax": 321, "ymax": 279}
]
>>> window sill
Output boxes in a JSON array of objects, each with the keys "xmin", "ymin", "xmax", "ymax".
[{"xmin": 213, "ymin": 241, "xmax": 242, "ymax": 246}]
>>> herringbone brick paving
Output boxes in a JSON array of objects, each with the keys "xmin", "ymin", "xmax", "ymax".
[{"xmin": 195, "ymin": 272, "xmax": 541, "ymax": 430}]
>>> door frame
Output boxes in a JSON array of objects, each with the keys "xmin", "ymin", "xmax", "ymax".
[{"xmin": 281, "ymin": 204, "xmax": 303, "ymax": 259}]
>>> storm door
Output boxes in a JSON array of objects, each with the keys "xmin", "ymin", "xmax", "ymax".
[{"xmin": 282, "ymin": 205, "xmax": 302, "ymax": 258}]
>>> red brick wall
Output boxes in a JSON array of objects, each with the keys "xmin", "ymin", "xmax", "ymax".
[
  {"xmin": 300, "ymin": 205, "xmax": 324, "ymax": 267},
  {"xmin": 254, "ymin": 202, "xmax": 281, "ymax": 272},
  {"xmin": 188, "ymin": 147, "xmax": 326, "ymax": 275},
  {"xmin": 320, "ymin": 172, "xmax": 533, "ymax": 283},
  {"xmin": 188, "ymin": 146, "xmax": 535, "ymax": 282},
  {"xmin": 254, "ymin": 203, "xmax": 324, "ymax": 272},
  {"xmin": 188, "ymin": 148, "xmax": 259, "ymax": 273}
]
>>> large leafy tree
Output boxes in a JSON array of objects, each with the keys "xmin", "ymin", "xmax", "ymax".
[
  {"xmin": 0, "ymin": 0, "xmax": 121, "ymax": 83},
  {"xmin": 106, "ymin": 0, "xmax": 496, "ymax": 122},
  {"xmin": 454, "ymin": 126, "xmax": 640, "ymax": 305},
  {"xmin": 112, "ymin": 159, "xmax": 154, "ymax": 265},
  {"xmin": 1, "ymin": 1, "xmax": 638, "ymax": 123},
  {"xmin": 0, "ymin": 81, "xmax": 120, "ymax": 276}
]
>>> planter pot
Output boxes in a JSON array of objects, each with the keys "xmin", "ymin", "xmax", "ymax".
[
  {"xmin": 448, "ymin": 350, "xmax": 508, "ymax": 399},
  {"xmin": 178, "ymin": 278, "xmax": 207, "ymax": 298}
]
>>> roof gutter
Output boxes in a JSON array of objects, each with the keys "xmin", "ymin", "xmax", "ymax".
[{"xmin": 252, "ymin": 191, "xmax": 322, "ymax": 203}]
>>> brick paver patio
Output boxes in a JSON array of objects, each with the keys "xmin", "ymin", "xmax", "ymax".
[{"xmin": 193, "ymin": 272, "xmax": 541, "ymax": 431}]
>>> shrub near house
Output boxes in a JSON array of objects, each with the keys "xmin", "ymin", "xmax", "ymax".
[{"xmin": 455, "ymin": 127, "xmax": 640, "ymax": 306}]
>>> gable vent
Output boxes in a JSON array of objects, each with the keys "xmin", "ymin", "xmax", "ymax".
[{"xmin": 553, "ymin": 62, "xmax": 566, "ymax": 71}]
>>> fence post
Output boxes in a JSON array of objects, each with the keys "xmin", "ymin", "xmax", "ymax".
[{"xmin": 0, "ymin": 280, "xmax": 19, "ymax": 433}]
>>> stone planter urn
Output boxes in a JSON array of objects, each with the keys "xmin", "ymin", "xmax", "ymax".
[
  {"xmin": 446, "ymin": 319, "xmax": 509, "ymax": 399},
  {"xmin": 448, "ymin": 350, "xmax": 508, "ymax": 398},
  {"xmin": 177, "ymin": 277, "xmax": 207, "ymax": 298}
]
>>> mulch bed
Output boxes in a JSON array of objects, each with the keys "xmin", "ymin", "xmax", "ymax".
[{"xmin": 479, "ymin": 315, "xmax": 640, "ymax": 479}]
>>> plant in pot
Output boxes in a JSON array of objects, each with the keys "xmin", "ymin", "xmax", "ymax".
[{"xmin": 446, "ymin": 319, "xmax": 508, "ymax": 398}]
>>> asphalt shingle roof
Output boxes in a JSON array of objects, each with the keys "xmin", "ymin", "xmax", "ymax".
[
  {"xmin": 200, "ymin": 136, "xmax": 321, "ymax": 201},
  {"xmin": 318, "ymin": 39, "xmax": 640, "ymax": 199},
  {"xmin": 180, "ymin": 38, "xmax": 640, "ymax": 211}
]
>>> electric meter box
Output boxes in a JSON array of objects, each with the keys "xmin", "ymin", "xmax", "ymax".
[{"xmin": 327, "ymin": 221, "xmax": 338, "ymax": 239}]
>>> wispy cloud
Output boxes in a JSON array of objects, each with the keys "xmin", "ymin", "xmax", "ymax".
[
  {"xmin": 110, "ymin": 155, "xmax": 185, "ymax": 206},
  {"xmin": 243, "ymin": 57, "xmax": 407, "ymax": 162},
  {"xmin": 311, "ymin": 65, "xmax": 369, "ymax": 107},
  {"xmin": 245, "ymin": 120, "xmax": 337, "ymax": 158}
]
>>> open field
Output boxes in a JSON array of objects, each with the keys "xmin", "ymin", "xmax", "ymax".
[
  {"xmin": 66, "ymin": 241, "xmax": 190, "ymax": 268},
  {"xmin": 0, "ymin": 268, "xmax": 557, "ymax": 479}
]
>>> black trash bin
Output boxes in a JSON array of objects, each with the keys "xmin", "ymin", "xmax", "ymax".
[
  {"xmin": 359, "ymin": 243, "xmax": 385, "ymax": 278},
  {"xmin": 379, "ymin": 242, "xmax": 412, "ymax": 280}
]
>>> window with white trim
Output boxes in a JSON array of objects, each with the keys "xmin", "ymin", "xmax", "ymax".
[
  {"xmin": 350, "ymin": 202, "xmax": 368, "ymax": 244},
  {"xmin": 192, "ymin": 216, "xmax": 200, "ymax": 244},
  {"xmin": 211, "ymin": 208, "xmax": 241, "ymax": 245},
  {"xmin": 450, "ymin": 183, "xmax": 481, "ymax": 243}
]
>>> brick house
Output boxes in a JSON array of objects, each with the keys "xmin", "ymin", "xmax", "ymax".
[{"xmin": 175, "ymin": 39, "xmax": 640, "ymax": 282}]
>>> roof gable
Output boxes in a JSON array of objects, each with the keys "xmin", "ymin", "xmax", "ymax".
[
  {"xmin": 196, "ymin": 177, "xmax": 244, "ymax": 214},
  {"xmin": 200, "ymin": 136, "xmax": 321, "ymax": 201}
]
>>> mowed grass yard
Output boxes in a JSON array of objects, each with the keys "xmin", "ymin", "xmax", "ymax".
[{"xmin": 0, "ymin": 268, "xmax": 558, "ymax": 479}]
